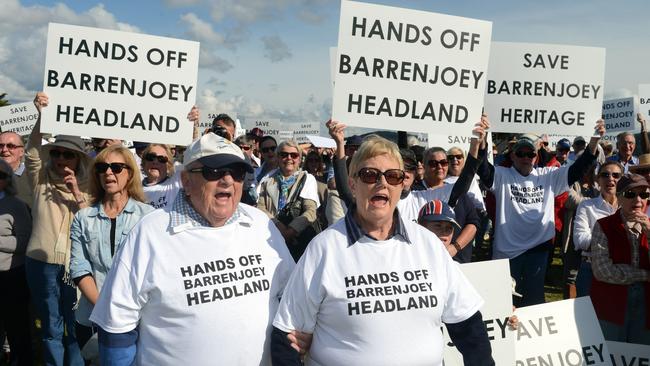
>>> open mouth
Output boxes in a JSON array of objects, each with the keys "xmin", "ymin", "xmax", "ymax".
[
  {"xmin": 370, "ymin": 193, "xmax": 389, "ymax": 206},
  {"xmin": 215, "ymin": 192, "xmax": 232, "ymax": 200}
]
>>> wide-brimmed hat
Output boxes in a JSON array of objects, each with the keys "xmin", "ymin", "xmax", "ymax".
[
  {"xmin": 630, "ymin": 154, "xmax": 650, "ymax": 173},
  {"xmin": 183, "ymin": 133, "xmax": 253, "ymax": 172},
  {"xmin": 45, "ymin": 135, "xmax": 86, "ymax": 155},
  {"xmin": 616, "ymin": 173, "xmax": 650, "ymax": 193}
]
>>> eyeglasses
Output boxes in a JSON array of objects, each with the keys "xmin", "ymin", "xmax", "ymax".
[
  {"xmin": 447, "ymin": 154, "xmax": 464, "ymax": 161},
  {"xmin": 598, "ymin": 172, "xmax": 622, "ymax": 179},
  {"xmin": 357, "ymin": 167, "xmax": 405, "ymax": 186},
  {"xmin": 188, "ymin": 166, "xmax": 246, "ymax": 182},
  {"xmin": 0, "ymin": 143, "xmax": 23, "ymax": 150},
  {"xmin": 515, "ymin": 151, "xmax": 537, "ymax": 159},
  {"xmin": 0, "ymin": 171, "xmax": 9, "ymax": 180},
  {"xmin": 279, "ymin": 151, "xmax": 300, "ymax": 159},
  {"xmin": 144, "ymin": 153, "xmax": 169, "ymax": 164},
  {"xmin": 49, "ymin": 149, "xmax": 77, "ymax": 160},
  {"xmin": 622, "ymin": 190, "xmax": 650, "ymax": 200},
  {"xmin": 95, "ymin": 162, "xmax": 130, "ymax": 174},
  {"xmin": 261, "ymin": 146, "xmax": 276, "ymax": 153},
  {"xmin": 427, "ymin": 159, "xmax": 448, "ymax": 168}
]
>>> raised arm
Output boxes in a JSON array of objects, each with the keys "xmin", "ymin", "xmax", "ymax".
[
  {"xmin": 187, "ymin": 105, "xmax": 200, "ymax": 142},
  {"xmin": 449, "ymin": 114, "xmax": 489, "ymax": 206},
  {"xmin": 326, "ymin": 120, "xmax": 354, "ymax": 207},
  {"xmin": 469, "ymin": 116, "xmax": 495, "ymax": 189},
  {"xmin": 638, "ymin": 113, "xmax": 650, "ymax": 155},
  {"xmin": 567, "ymin": 119, "xmax": 605, "ymax": 185}
]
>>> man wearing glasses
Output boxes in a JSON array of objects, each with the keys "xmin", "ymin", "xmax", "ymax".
[
  {"xmin": 90, "ymin": 133, "xmax": 296, "ymax": 365},
  {"xmin": 473, "ymin": 120, "xmax": 605, "ymax": 307},
  {"xmin": 0, "ymin": 131, "xmax": 31, "ymax": 207}
]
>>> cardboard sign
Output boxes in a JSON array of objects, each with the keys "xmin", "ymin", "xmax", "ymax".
[
  {"xmin": 0, "ymin": 102, "xmax": 39, "ymax": 136},
  {"xmin": 639, "ymin": 84, "xmax": 650, "ymax": 121},
  {"xmin": 443, "ymin": 259, "xmax": 515, "ymax": 366},
  {"xmin": 293, "ymin": 122, "xmax": 321, "ymax": 143},
  {"xmin": 197, "ymin": 112, "xmax": 240, "ymax": 136},
  {"xmin": 42, "ymin": 23, "xmax": 199, "ymax": 145},
  {"xmin": 307, "ymin": 135, "xmax": 336, "ymax": 149},
  {"xmin": 607, "ymin": 341, "xmax": 650, "ymax": 366},
  {"xmin": 278, "ymin": 130, "xmax": 295, "ymax": 142},
  {"xmin": 602, "ymin": 97, "xmax": 635, "ymax": 134},
  {"xmin": 243, "ymin": 118, "xmax": 283, "ymax": 141},
  {"xmin": 332, "ymin": 1, "xmax": 492, "ymax": 136},
  {"xmin": 514, "ymin": 298, "xmax": 610, "ymax": 366},
  {"xmin": 486, "ymin": 42, "xmax": 606, "ymax": 137}
]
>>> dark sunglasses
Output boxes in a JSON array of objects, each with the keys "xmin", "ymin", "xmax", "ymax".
[
  {"xmin": 261, "ymin": 146, "xmax": 277, "ymax": 153},
  {"xmin": 49, "ymin": 149, "xmax": 77, "ymax": 160},
  {"xmin": 515, "ymin": 151, "xmax": 537, "ymax": 159},
  {"xmin": 0, "ymin": 143, "xmax": 23, "ymax": 150},
  {"xmin": 447, "ymin": 154, "xmax": 464, "ymax": 161},
  {"xmin": 144, "ymin": 153, "xmax": 169, "ymax": 164},
  {"xmin": 622, "ymin": 190, "xmax": 650, "ymax": 200},
  {"xmin": 598, "ymin": 172, "xmax": 622, "ymax": 179},
  {"xmin": 188, "ymin": 166, "xmax": 246, "ymax": 182},
  {"xmin": 279, "ymin": 151, "xmax": 300, "ymax": 159},
  {"xmin": 0, "ymin": 171, "xmax": 9, "ymax": 180},
  {"xmin": 357, "ymin": 167, "xmax": 405, "ymax": 186},
  {"xmin": 427, "ymin": 159, "xmax": 448, "ymax": 168},
  {"xmin": 95, "ymin": 162, "xmax": 130, "ymax": 174}
]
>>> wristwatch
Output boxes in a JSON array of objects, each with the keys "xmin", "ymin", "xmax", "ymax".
[{"xmin": 451, "ymin": 241, "xmax": 462, "ymax": 252}]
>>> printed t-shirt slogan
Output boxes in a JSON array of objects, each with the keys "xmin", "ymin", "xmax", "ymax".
[
  {"xmin": 486, "ymin": 42, "xmax": 605, "ymax": 136},
  {"xmin": 331, "ymin": 1, "xmax": 492, "ymax": 136},
  {"xmin": 42, "ymin": 23, "xmax": 199, "ymax": 146}
]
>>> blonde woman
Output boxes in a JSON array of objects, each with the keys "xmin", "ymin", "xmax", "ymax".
[{"xmin": 141, "ymin": 143, "xmax": 181, "ymax": 209}]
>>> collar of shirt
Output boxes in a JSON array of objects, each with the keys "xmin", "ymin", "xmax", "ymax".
[
  {"xmin": 87, "ymin": 198, "xmax": 139, "ymax": 218},
  {"xmin": 344, "ymin": 204, "xmax": 411, "ymax": 246},
  {"xmin": 169, "ymin": 189, "xmax": 251, "ymax": 233},
  {"xmin": 14, "ymin": 162, "xmax": 25, "ymax": 176}
]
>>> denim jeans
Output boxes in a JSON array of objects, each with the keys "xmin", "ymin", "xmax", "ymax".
[
  {"xmin": 25, "ymin": 257, "xmax": 83, "ymax": 366},
  {"xmin": 598, "ymin": 283, "xmax": 650, "ymax": 345},
  {"xmin": 575, "ymin": 260, "xmax": 592, "ymax": 298},
  {"xmin": 509, "ymin": 241, "xmax": 551, "ymax": 307}
]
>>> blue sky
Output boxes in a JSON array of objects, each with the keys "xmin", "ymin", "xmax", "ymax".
[{"xmin": 2, "ymin": 0, "xmax": 649, "ymax": 124}]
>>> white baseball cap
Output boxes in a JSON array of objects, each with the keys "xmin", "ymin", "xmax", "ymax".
[{"xmin": 183, "ymin": 133, "xmax": 253, "ymax": 172}]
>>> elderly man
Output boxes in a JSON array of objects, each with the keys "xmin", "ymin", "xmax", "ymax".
[
  {"xmin": 590, "ymin": 173, "xmax": 650, "ymax": 344},
  {"xmin": 0, "ymin": 131, "xmax": 31, "ymax": 206},
  {"xmin": 90, "ymin": 133, "xmax": 296, "ymax": 364},
  {"xmin": 607, "ymin": 132, "xmax": 639, "ymax": 173}
]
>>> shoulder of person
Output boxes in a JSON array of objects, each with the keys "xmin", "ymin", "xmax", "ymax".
[
  {"xmin": 131, "ymin": 199, "xmax": 156, "ymax": 215},
  {"xmin": 238, "ymin": 203, "xmax": 275, "ymax": 223}
]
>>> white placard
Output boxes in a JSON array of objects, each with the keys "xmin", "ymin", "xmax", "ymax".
[
  {"xmin": 602, "ymin": 97, "xmax": 635, "ymax": 133},
  {"xmin": 0, "ymin": 102, "xmax": 39, "ymax": 136},
  {"xmin": 42, "ymin": 23, "xmax": 199, "ymax": 145},
  {"xmin": 486, "ymin": 42, "xmax": 606, "ymax": 137},
  {"xmin": 329, "ymin": 46, "xmax": 338, "ymax": 90},
  {"xmin": 278, "ymin": 130, "xmax": 294, "ymax": 142},
  {"xmin": 243, "ymin": 118, "xmax": 283, "ymax": 141},
  {"xmin": 607, "ymin": 341, "xmax": 650, "ymax": 365},
  {"xmin": 307, "ymin": 135, "xmax": 336, "ymax": 149},
  {"xmin": 639, "ymin": 84, "xmax": 650, "ymax": 121},
  {"xmin": 443, "ymin": 259, "xmax": 515, "ymax": 366},
  {"xmin": 515, "ymin": 298, "xmax": 610, "ymax": 366},
  {"xmin": 332, "ymin": 1, "xmax": 492, "ymax": 136},
  {"xmin": 293, "ymin": 122, "xmax": 321, "ymax": 143}
]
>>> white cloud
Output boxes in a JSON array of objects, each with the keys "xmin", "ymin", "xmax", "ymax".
[
  {"xmin": 199, "ymin": 49, "xmax": 233, "ymax": 72},
  {"xmin": 261, "ymin": 35, "xmax": 292, "ymax": 62},
  {"xmin": 163, "ymin": 0, "xmax": 202, "ymax": 7},
  {"xmin": 180, "ymin": 13, "xmax": 224, "ymax": 44}
]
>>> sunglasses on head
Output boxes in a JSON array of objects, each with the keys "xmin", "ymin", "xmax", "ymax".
[
  {"xmin": 515, "ymin": 150, "xmax": 537, "ymax": 159},
  {"xmin": 49, "ymin": 149, "xmax": 77, "ymax": 160},
  {"xmin": 0, "ymin": 171, "xmax": 9, "ymax": 180},
  {"xmin": 261, "ymin": 146, "xmax": 277, "ymax": 153},
  {"xmin": 598, "ymin": 172, "xmax": 622, "ymax": 179},
  {"xmin": 0, "ymin": 143, "xmax": 23, "ymax": 150},
  {"xmin": 622, "ymin": 190, "xmax": 650, "ymax": 200},
  {"xmin": 188, "ymin": 166, "xmax": 247, "ymax": 182},
  {"xmin": 279, "ymin": 151, "xmax": 300, "ymax": 159},
  {"xmin": 357, "ymin": 167, "xmax": 405, "ymax": 186},
  {"xmin": 427, "ymin": 159, "xmax": 448, "ymax": 168},
  {"xmin": 144, "ymin": 153, "xmax": 169, "ymax": 164},
  {"xmin": 447, "ymin": 154, "xmax": 464, "ymax": 161},
  {"xmin": 95, "ymin": 162, "xmax": 130, "ymax": 174}
]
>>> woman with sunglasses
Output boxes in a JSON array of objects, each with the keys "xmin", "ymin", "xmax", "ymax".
[
  {"xmin": 69, "ymin": 145, "xmax": 153, "ymax": 358},
  {"xmin": 257, "ymin": 140, "xmax": 320, "ymax": 261},
  {"xmin": 272, "ymin": 135, "xmax": 493, "ymax": 366},
  {"xmin": 24, "ymin": 92, "xmax": 92, "ymax": 365},
  {"xmin": 140, "ymin": 144, "xmax": 182, "ymax": 209},
  {"xmin": 573, "ymin": 161, "xmax": 623, "ymax": 296},
  {"xmin": 256, "ymin": 136, "xmax": 279, "ymax": 183}
]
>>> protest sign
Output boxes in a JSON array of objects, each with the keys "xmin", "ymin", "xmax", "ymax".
[
  {"xmin": 243, "ymin": 118, "xmax": 283, "ymax": 141},
  {"xmin": 330, "ymin": 47, "xmax": 338, "ymax": 90},
  {"xmin": 42, "ymin": 23, "xmax": 199, "ymax": 145},
  {"xmin": 607, "ymin": 341, "xmax": 650, "ymax": 366},
  {"xmin": 639, "ymin": 84, "xmax": 650, "ymax": 121},
  {"xmin": 428, "ymin": 131, "xmax": 493, "ymax": 152},
  {"xmin": 602, "ymin": 97, "xmax": 635, "ymax": 134},
  {"xmin": 332, "ymin": 1, "xmax": 492, "ymax": 136},
  {"xmin": 197, "ymin": 112, "xmax": 239, "ymax": 135},
  {"xmin": 443, "ymin": 259, "xmax": 515, "ymax": 366},
  {"xmin": 278, "ymin": 130, "xmax": 294, "ymax": 142},
  {"xmin": 514, "ymin": 297, "xmax": 610, "ymax": 366},
  {"xmin": 0, "ymin": 102, "xmax": 39, "ymax": 136},
  {"xmin": 486, "ymin": 42, "xmax": 606, "ymax": 137},
  {"xmin": 307, "ymin": 135, "xmax": 336, "ymax": 149},
  {"xmin": 293, "ymin": 122, "xmax": 321, "ymax": 143}
]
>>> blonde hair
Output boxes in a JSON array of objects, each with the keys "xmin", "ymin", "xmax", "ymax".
[
  {"xmin": 277, "ymin": 140, "xmax": 302, "ymax": 160},
  {"xmin": 348, "ymin": 135, "xmax": 403, "ymax": 177},
  {"xmin": 91, "ymin": 145, "xmax": 145, "ymax": 204},
  {"xmin": 141, "ymin": 144, "xmax": 175, "ymax": 177}
]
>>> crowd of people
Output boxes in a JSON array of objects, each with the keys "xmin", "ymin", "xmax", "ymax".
[{"xmin": 0, "ymin": 91, "xmax": 649, "ymax": 365}]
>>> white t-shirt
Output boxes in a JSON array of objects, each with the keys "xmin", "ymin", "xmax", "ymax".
[
  {"xmin": 142, "ymin": 170, "xmax": 182, "ymax": 209},
  {"xmin": 90, "ymin": 204, "xmax": 295, "ymax": 365},
  {"xmin": 445, "ymin": 175, "xmax": 486, "ymax": 211},
  {"xmin": 491, "ymin": 165, "xmax": 569, "ymax": 259},
  {"xmin": 397, "ymin": 184, "xmax": 453, "ymax": 223},
  {"xmin": 273, "ymin": 218, "xmax": 483, "ymax": 366}
]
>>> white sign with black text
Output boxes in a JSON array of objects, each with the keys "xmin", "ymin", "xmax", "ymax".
[
  {"xmin": 607, "ymin": 341, "xmax": 650, "ymax": 366},
  {"xmin": 602, "ymin": 97, "xmax": 635, "ymax": 134},
  {"xmin": 639, "ymin": 84, "xmax": 650, "ymax": 122},
  {"xmin": 0, "ymin": 102, "xmax": 39, "ymax": 136}
]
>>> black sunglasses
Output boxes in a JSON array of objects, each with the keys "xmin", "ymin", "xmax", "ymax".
[
  {"xmin": 279, "ymin": 151, "xmax": 300, "ymax": 159},
  {"xmin": 95, "ymin": 162, "xmax": 130, "ymax": 174},
  {"xmin": 261, "ymin": 146, "xmax": 277, "ymax": 153},
  {"xmin": 622, "ymin": 190, "xmax": 650, "ymax": 200},
  {"xmin": 447, "ymin": 154, "xmax": 464, "ymax": 161},
  {"xmin": 427, "ymin": 159, "xmax": 448, "ymax": 168},
  {"xmin": 49, "ymin": 149, "xmax": 77, "ymax": 160},
  {"xmin": 188, "ymin": 166, "xmax": 247, "ymax": 182},
  {"xmin": 0, "ymin": 143, "xmax": 23, "ymax": 150},
  {"xmin": 598, "ymin": 172, "xmax": 622, "ymax": 179},
  {"xmin": 357, "ymin": 167, "xmax": 405, "ymax": 186},
  {"xmin": 515, "ymin": 151, "xmax": 537, "ymax": 159},
  {"xmin": 144, "ymin": 153, "xmax": 169, "ymax": 164}
]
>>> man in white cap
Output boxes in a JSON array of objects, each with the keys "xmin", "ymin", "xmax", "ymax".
[{"xmin": 90, "ymin": 133, "xmax": 295, "ymax": 365}]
